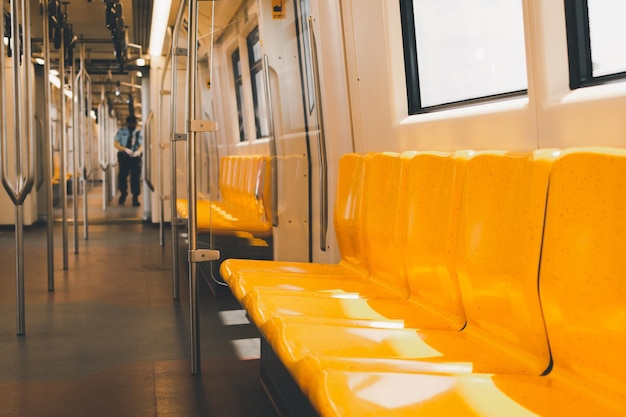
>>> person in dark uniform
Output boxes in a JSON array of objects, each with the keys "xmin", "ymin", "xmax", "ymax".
[{"xmin": 114, "ymin": 115, "xmax": 143, "ymax": 206}]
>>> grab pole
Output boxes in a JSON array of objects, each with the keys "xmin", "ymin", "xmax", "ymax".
[
  {"xmin": 169, "ymin": 0, "xmax": 187, "ymax": 300},
  {"xmin": 0, "ymin": 0, "xmax": 36, "ymax": 334},
  {"xmin": 60, "ymin": 27, "xmax": 69, "ymax": 269},
  {"xmin": 185, "ymin": 0, "xmax": 219, "ymax": 374},
  {"xmin": 42, "ymin": 0, "xmax": 55, "ymax": 290}
]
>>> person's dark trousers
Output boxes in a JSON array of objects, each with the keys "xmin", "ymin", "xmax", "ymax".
[{"xmin": 118, "ymin": 151, "xmax": 142, "ymax": 201}]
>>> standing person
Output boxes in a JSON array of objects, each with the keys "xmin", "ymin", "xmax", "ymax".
[{"xmin": 114, "ymin": 115, "xmax": 143, "ymax": 206}]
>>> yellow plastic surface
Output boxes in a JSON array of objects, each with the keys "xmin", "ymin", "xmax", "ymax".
[
  {"xmin": 238, "ymin": 151, "xmax": 468, "ymax": 329},
  {"xmin": 304, "ymin": 148, "xmax": 626, "ymax": 417},
  {"xmin": 222, "ymin": 153, "xmax": 391, "ymax": 303},
  {"xmin": 175, "ymin": 155, "xmax": 273, "ymax": 237},
  {"xmin": 308, "ymin": 370, "xmax": 624, "ymax": 417},
  {"xmin": 256, "ymin": 151, "xmax": 555, "ymax": 397}
]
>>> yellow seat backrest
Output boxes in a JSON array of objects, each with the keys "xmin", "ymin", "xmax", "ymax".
[
  {"xmin": 218, "ymin": 156, "xmax": 230, "ymax": 199},
  {"xmin": 242, "ymin": 156, "xmax": 262, "ymax": 211},
  {"xmin": 401, "ymin": 150, "xmax": 468, "ymax": 328},
  {"xmin": 334, "ymin": 153, "xmax": 368, "ymax": 274},
  {"xmin": 361, "ymin": 152, "xmax": 407, "ymax": 296},
  {"xmin": 539, "ymin": 147, "xmax": 626, "ymax": 400},
  {"xmin": 220, "ymin": 156, "xmax": 237, "ymax": 203},
  {"xmin": 454, "ymin": 150, "xmax": 555, "ymax": 374}
]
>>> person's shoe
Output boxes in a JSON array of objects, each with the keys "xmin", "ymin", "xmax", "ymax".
[
  {"xmin": 119, "ymin": 193, "xmax": 127, "ymax": 205},
  {"xmin": 132, "ymin": 197, "xmax": 140, "ymax": 207}
]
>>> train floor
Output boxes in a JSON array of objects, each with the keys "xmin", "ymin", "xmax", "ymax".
[{"xmin": 0, "ymin": 188, "xmax": 279, "ymax": 417}]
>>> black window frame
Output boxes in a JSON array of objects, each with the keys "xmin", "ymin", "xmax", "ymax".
[
  {"xmin": 564, "ymin": 0, "xmax": 626, "ymax": 89},
  {"xmin": 231, "ymin": 48, "xmax": 245, "ymax": 142},
  {"xmin": 247, "ymin": 26, "xmax": 266, "ymax": 139},
  {"xmin": 399, "ymin": 0, "xmax": 527, "ymax": 115}
]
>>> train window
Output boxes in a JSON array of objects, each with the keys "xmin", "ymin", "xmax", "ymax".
[
  {"xmin": 565, "ymin": 0, "xmax": 626, "ymax": 89},
  {"xmin": 246, "ymin": 27, "xmax": 270, "ymax": 139},
  {"xmin": 400, "ymin": 0, "xmax": 528, "ymax": 114},
  {"xmin": 232, "ymin": 49, "xmax": 245, "ymax": 142}
]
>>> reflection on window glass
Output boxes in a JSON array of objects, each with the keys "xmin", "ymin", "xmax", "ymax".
[
  {"xmin": 412, "ymin": 0, "xmax": 527, "ymax": 108},
  {"xmin": 588, "ymin": 0, "xmax": 626, "ymax": 77}
]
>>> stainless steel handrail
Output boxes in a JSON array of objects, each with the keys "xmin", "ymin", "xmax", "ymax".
[
  {"xmin": 186, "ymin": 0, "xmax": 219, "ymax": 375},
  {"xmin": 42, "ymin": 0, "xmax": 55, "ymax": 291},
  {"xmin": 158, "ymin": 42, "xmax": 172, "ymax": 248},
  {"xmin": 307, "ymin": 17, "xmax": 329, "ymax": 252},
  {"xmin": 71, "ymin": 60, "xmax": 79, "ymax": 254},
  {"xmin": 59, "ymin": 27, "xmax": 69, "ymax": 270},
  {"xmin": 170, "ymin": 0, "xmax": 187, "ymax": 300},
  {"xmin": 144, "ymin": 111, "xmax": 155, "ymax": 192},
  {"xmin": 0, "ymin": 0, "xmax": 36, "ymax": 335},
  {"xmin": 186, "ymin": 0, "xmax": 201, "ymax": 376},
  {"xmin": 81, "ymin": 44, "xmax": 92, "ymax": 240},
  {"xmin": 263, "ymin": 55, "xmax": 279, "ymax": 227},
  {"xmin": 34, "ymin": 116, "xmax": 45, "ymax": 191},
  {"xmin": 98, "ymin": 88, "xmax": 110, "ymax": 211}
]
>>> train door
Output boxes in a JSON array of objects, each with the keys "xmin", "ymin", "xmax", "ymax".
[
  {"xmin": 295, "ymin": 0, "xmax": 354, "ymax": 263},
  {"xmin": 257, "ymin": 1, "xmax": 311, "ymax": 262}
]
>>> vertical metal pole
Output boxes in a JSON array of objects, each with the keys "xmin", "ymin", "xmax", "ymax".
[
  {"xmin": 3, "ymin": 0, "xmax": 36, "ymax": 335},
  {"xmin": 42, "ymin": 0, "xmax": 55, "ymax": 290},
  {"xmin": 15, "ymin": 206, "xmax": 25, "ymax": 334},
  {"xmin": 81, "ymin": 45, "xmax": 89, "ymax": 240},
  {"xmin": 13, "ymin": 0, "xmax": 24, "ymax": 336},
  {"xmin": 60, "ymin": 29, "xmax": 69, "ymax": 269},
  {"xmin": 186, "ymin": 0, "xmax": 200, "ymax": 375},
  {"xmin": 170, "ymin": 0, "xmax": 186, "ymax": 300},
  {"xmin": 72, "ymin": 62, "xmax": 79, "ymax": 254}
]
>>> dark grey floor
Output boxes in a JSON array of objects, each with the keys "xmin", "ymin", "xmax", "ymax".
[{"xmin": 0, "ymin": 210, "xmax": 278, "ymax": 416}]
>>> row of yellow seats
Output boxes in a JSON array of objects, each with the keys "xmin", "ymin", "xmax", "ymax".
[
  {"xmin": 176, "ymin": 155, "xmax": 272, "ymax": 237},
  {"xmin": 221, "ymin": 148, "xmax": 626, "ymax": 416}
]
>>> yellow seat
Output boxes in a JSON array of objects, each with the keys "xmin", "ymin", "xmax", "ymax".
[
  {"xmin": 260, "ymin": 150, "xmax": 555, "ymax": 394},
  {"xmin": 222, "ymin": 153, "xmax": 371, "ymax": 301},
  {"xmin": 226, "ymin": 153, "xmax": 417, "ymax": 311},
  {"xmin": 306, "ymin": 147, "xmax": 626, "ymax": 417},
  {"xmin": 176, "ymin": 155, "xmax": 273, "ymax": 237},
  {"xmin": 242, "ymin": 151, "xmax": 467, "ymax": 329}
]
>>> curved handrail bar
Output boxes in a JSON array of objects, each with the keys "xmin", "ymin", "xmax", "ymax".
[
  {"xmin": 307, "ymin": 17, "xmax": 329, "ymax": 252},
  {"xmin": 35, "ymin": 115, "xmax": 45, "ymax": 191},
  {"xmin": 98, "ymin": 90, "xmax": 110, "ymax": 171},
  {"xmin": 1, "ymin": 0, "xmax": 36, "ymax": 206}
]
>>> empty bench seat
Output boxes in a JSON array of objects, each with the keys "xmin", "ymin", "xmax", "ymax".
[
  {"xmin": 304, "ymin": 147, "xmax": 626, "ymax": 417},
  {"xmin": 233, "ymin": 150, "xmax": 466, "ymax": 330},
  {"xmin": 221, "ymin": 147, "xmax": 626, "ymax": 417},
  {"xmin": 253, "ymin": 150, "xmax": 556, "ymax": 397},
  {"xmin": 176, "ymin": 155, "xmax": 273, "ymax": 237},
  {"xmin": 223, "ymin": 152, "xmax": 415, "ymax": 304}
]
